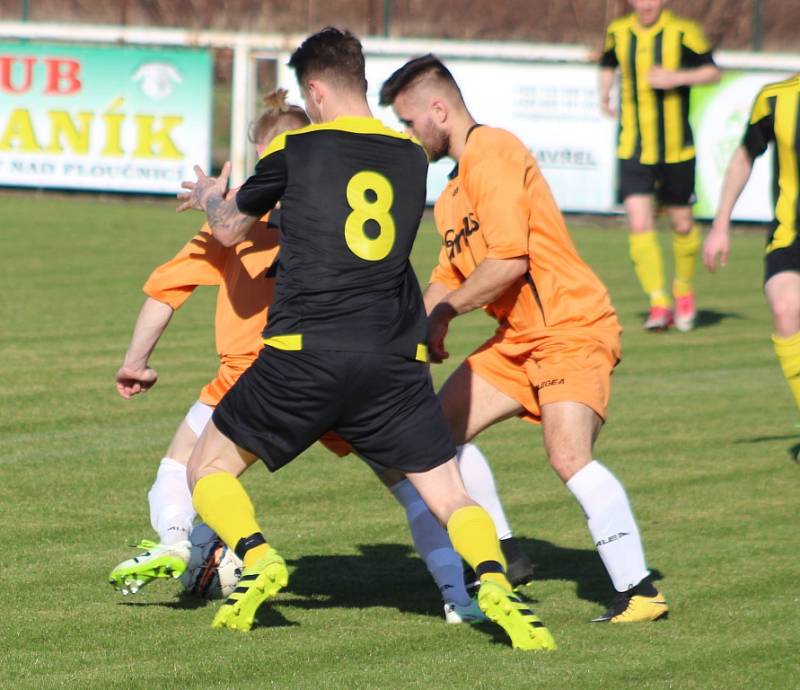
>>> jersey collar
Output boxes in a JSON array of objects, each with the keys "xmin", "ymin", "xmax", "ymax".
[
  {"xmin": 448, "ymin": 124, "xmax": 484, "ymax": 179},
  {"xmin": 633, "ymin": 9, "xmax": 670, "ymax": 35}
]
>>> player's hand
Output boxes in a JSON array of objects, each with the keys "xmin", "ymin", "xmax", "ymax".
[
  {"xmin": 426, "ymin": 303, "xmax": 456, "ymax": 364},
  {"xmin": 703, "ymin": 221, "xmax": 731, "ymax": 273},
  {"xmin": 648, "ymin": 66, "xmax": 680, "ymax": 90},
  {"xmin": 177, "ymin": 161, "xmax": 231, "ymax": 213},
  {"xmin": 599, "ymin": 96, "xmax": 616, "ymax": 118},
  {"xmin": 116, "ymin": 364, "xmax": 158, "ymax": 399}
]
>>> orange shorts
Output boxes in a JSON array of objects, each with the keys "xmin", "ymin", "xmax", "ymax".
[
  {"xmin": 466, "ymin": 327, "xmax": 621, "ymax": 424},
  {"xmin": 199, "ymin": 361, "xmax": 352, "ymax": 457}
]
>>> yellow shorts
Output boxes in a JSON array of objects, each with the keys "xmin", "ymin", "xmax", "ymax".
[{"xmin": 466, "ymin": 328, "xmax": 621, "ymax": 424}]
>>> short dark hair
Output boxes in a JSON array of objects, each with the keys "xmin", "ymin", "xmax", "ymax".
[
  {"xmin": 288, "ymin": 27, "xmax": 367, "ymax": 93},
  {"xmin": 379, "ymin": 54, "xmax": 460, "ymax": 106}
]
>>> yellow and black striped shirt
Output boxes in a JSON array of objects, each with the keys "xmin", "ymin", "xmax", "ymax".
[
  {"xmin": 601, "ymin": 10, "xmax": 715, "ymax": 165},
  {"xmin": 743, "ymin": 75, "xmax": 800, "ymax": 252}
]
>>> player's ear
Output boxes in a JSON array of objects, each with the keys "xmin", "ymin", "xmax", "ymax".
[
  {"xmin": 431, "ymin": 97, "xmax": 448, "ymax": 124},
  {"xmin": 306, "ymin": 79, "xmax": 325, "ymax": 108}
]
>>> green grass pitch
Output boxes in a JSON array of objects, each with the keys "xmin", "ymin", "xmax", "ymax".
[{"xmin": 1, "ymin": 192, "xmax": 798, "ymax": 689}]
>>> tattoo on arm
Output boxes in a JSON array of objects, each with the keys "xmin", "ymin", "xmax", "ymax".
[{"xmin": 206, "ymin": 193, "xmax": 253, "ymax": 246}]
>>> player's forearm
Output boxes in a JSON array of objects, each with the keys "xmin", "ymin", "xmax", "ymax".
[
  {"xmin": 440, "ymin": 257, "xmax": 528, "ymax": 316},
  {"xmin": 423, "ymin": 281, "xmax": 451, "ymax": 315},
  {"xmin": 123, "ymin": 297, "xmax": 174, "ymax": 369},
  {"xmin": 598, "ymin": 68, "xmax": 615, "ymax": 102},
  {"xmin": 715, "ymin": 146, "xmax": 755, "ymax": 224},
  {"xmin": 205, "ymin": 193, "xmax": 257, "ymax": 247},
  {"xmin": 676, "ymin": 64, "xmax": 721, "ymax": 87}
]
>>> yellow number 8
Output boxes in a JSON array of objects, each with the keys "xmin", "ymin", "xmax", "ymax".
[{"xmin": 344, "ymin": 171, "xmax": 396, "ymax": 261}]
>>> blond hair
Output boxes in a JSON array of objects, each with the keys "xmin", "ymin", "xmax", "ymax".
[{"xmin": 249, "ymin": 88, "xmax": 310, "ymax": 145}]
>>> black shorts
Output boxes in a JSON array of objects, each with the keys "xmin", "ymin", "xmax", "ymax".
[
  {"xmin": 617, "ymin": 157, "xmax": 696, "ymax": 206},
  {"xmin": 764, "ymin": 224, "xmax": 800, "ymax": 284},
  {"xmin": 212, "ymin": 346, "xmax": 456, "ymax": 473}
]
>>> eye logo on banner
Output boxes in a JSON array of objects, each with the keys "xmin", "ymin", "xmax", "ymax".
[{"xmin": 132, "ymin": 62, "xmax": 183, "ymax": 101}]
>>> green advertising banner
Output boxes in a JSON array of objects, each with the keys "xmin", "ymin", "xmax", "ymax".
[
  {"xmin": 691, "ymin": 70, "xmax": 791, "ymax": 221},
  {"xmin": 0, "ymin": 41, "xmax": 211, "ymax": 193}
]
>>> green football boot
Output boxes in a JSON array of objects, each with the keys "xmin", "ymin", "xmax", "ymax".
[
  {"xmin": 108, "ymin": 539, "xmax": 191, "ymax": 595},
  {"xmin": 212, "ymin": 548, "xmax": 288, "ymax": 632}
]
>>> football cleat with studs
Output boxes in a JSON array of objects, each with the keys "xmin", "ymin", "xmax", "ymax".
[
  {"xmin": 477, "ymin": 580, "xmax": 557, "ymax": 650},
  {"xmin": 591, "ymin": 577, "xmax": 668, "ymax": 623},
  {"xmin": 212, "ymin": 548, "xmax": 288, "ymax": 632},
  {"xmin": 108, "ymin": 539, "xmax": 191, "ymax": 595}
]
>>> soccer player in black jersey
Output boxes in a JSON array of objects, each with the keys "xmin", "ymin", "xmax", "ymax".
[
  {"xmin": 176, "ymin": 27, "xmax": 555, "ymax": 650},
  {"xmin": 705, "ymin": 75, "xmax": 800, "ymax": 452}
]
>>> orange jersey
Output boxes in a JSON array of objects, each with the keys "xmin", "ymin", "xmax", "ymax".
[
  {"xmin": 141, "ymin": 217, "xmax": 353, "ymax": 458},
  {"xmin": 431, "ymin": 126, "xmax": 619, "ymax": 337},
  {"xmin": 143, "ymin": 216, "xmax": 278, "ymax": 405}
]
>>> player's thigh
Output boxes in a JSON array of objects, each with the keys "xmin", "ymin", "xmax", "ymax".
[
  {"xmin": 540, "ymin": 401, "xmax": 603, "ymax": 482},
  {"xmin": 186, "ymin": 418, "xmax": 257, "ymax": 489},
  {"xmin": 765, "ymin": 270, "xmax": 800, "ymax": 336},
  {"xmin": 438, "ymin": 360, "xmax": 523, "ymax": 445},
  {"xmin": 336, "ymin": 354, "xmax": 456, "ymax": 474},
  {"xmin": 165, "ymin": 401, "xmax": 212, "ymax": 463},
  {"xmin": 405, "ymin": 458, "xmax": 473, "ymax": 525}
]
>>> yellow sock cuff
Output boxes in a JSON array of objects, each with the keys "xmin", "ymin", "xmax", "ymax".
[
  {"xmin": 772, "ymin": 332, "xmax": 800, "ymax": 377},
  {"xmin": 628, "ymin": 232, "xmax": 668, "ymax": 307},
  {"xmin": 447, "ymin": 505, "xmax": 509, "ymax": 588},
  {"xmin": 672, "ymin": 226, "xmax": 701, "ymax": 297},
  {"xmin": 772, "ymin": 332, "xmax": 800, "ymax": 411},
  {"xmin": 193, "ymin": 472, "xmax": 269, "ymax": 566}
]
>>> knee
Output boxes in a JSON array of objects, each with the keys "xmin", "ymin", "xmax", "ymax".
[
  {"xmin": 548, "ymin": 452, "xmax": 592, "ymax": 483},
  {"xmin": 771, "ymin": 296, "xmax": 800, "ymax": 337},
  {"xmin": 671, "ymin": 218, "xmax": 694, "ymax": 235}
]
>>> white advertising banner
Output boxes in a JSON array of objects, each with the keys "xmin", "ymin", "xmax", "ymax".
[
  {"xmin": 0, "ymin": 42, "xmax": 212, "ymax": 194},
  {"xmin": 278, "ymin": 56, "xmax": 618, "ymax": 211}
]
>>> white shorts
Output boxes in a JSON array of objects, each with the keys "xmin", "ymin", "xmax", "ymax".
[{"xmin": 184, "ymin": 400, "xmax": 215, "ymax": 437}]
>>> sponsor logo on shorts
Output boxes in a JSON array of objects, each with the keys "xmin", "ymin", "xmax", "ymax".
[{"xmin": 538, "ymin": 378, "xmax": 565, "ymax": 388}]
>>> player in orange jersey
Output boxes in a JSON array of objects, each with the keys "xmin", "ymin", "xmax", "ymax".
[{"xmin": 381, "ymin": 55, "xmax": 667, "ymax": 623}]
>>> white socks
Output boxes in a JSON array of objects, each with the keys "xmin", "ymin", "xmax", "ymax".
[
  {"xmin": 148, "ymin": 457, "xmax": 195, "ymax": 545},
  {"xmin": 457, "ymin": 443, "xmax": 512, "ymax": 540},
  {"xmin": 566, "ymin": 460, "xmax": 649, "ymax": 592},
  {"xmin": 390, "ymin": 479, "xmax": 472, "ymax": 606}
]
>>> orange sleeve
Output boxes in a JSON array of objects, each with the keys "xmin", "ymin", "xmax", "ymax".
[
  {"xmin": 428, "ymin": 245, "xmax": 464, "ymax": 290},
  {"xmin": 142, "ymin": 223, "xmax": 227, "ymax": 310},
  {"xmin": 464, "ymin": 157, "xmax": 530, "ymax": 260}
]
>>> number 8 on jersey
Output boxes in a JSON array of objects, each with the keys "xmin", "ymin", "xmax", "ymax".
[{"xmin": 344, "ymin": 171, "xmax": 396, "ymax": 261}]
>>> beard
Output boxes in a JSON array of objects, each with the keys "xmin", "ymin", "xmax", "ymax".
[{"xmin": 425, "ymin": 127, "xmax": 450, "ymax": 162}]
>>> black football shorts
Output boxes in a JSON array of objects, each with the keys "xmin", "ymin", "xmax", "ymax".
[
  {"xmin": 617, "ymin": 157, "xmax": 696, "ymax": 206},
  {"xmin": 764, "ymin": 225, "xmax": 800, "ymax": 284},
  {"xmin": 212, "ymin": 346, "xmax": 456, "ymax": 473}
]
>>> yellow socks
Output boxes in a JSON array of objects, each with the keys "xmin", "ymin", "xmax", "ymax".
[
  {"xmin": 193, "ymin": 472, "xmax": 269, "ymax": 568},
  {"xmin": 447, "ymin": 505, "xmax": 510, "ymax": 589},
  {"xmin": 629, "ymin": 231, "xmax": 669, "ymax": 308},
  {"xmin": 672, "ymin": 225, "xmax": 701, "ymax": 298},
  {"xmin": 772, "ymin": 332, "xmax": 800, "ymax": 412}
]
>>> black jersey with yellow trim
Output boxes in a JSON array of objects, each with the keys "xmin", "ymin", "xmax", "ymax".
[
  {"xmin": 235, "ymin": 115, "xmax": 429, "ymax": 360},
  {"xmin": 601, "ymin": 9, "xmax": 715, "ymax": 165},
  {"xmin": 742, "ymin": 75, "xmax": 800, "ymax": 253}
]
